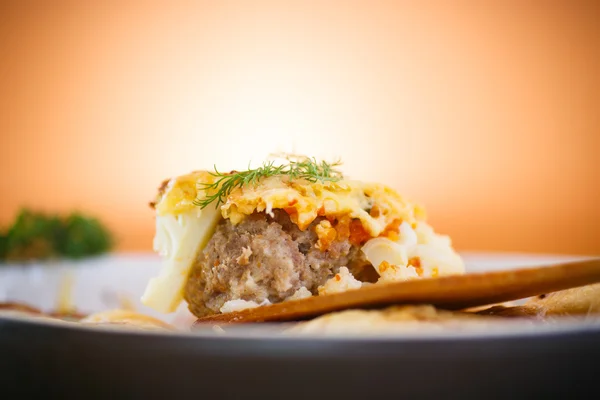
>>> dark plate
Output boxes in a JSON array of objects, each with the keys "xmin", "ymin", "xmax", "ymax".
[{"xmin": 0, "ymin": 316, "xmax": 599, "ymax": 399}]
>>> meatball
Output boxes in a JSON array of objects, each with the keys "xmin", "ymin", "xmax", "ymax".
[{"xmin": 184, "ymin": 210, "xmax": 369, "ymax": 317}]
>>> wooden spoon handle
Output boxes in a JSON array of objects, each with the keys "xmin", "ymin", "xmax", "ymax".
[{"xmin": 196, "ymin": 258, "xmax": 600, "ymax": 324}]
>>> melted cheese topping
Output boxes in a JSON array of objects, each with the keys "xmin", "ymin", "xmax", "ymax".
[
  {"xmin": 154, "ymin": 170, "xmax": 217, "ymax": 216},
  {"xmin": 152, "ymin": 172, "xmax": 425, "ymax": 232},
  {"xmin": 221, "ymin": 175, "xmax": 426, "ymax": 236}
]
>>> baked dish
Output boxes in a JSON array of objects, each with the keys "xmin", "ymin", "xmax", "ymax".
[{"xmin": 141, "ymin": 157, "xmax": 465, "ymax": 317}]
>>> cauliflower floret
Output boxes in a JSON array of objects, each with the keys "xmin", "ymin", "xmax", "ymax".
[
  {"xmin": 219, "ymin": 298, "xmax": 271, "ymax": 313},
  {"xmin": 286, "ymin": 287, "xmax": 313, "ymax": 301},
  {"xmin": 318, "ymin": 267, "xmax": 363, "ymax": 295},
  {"xmin": 376, "ymin": 260, "xmax": 419, "ymax": 283},
  {"xmin": 361, "ymin": 221, "xmax": 464, "ymax": 283}
]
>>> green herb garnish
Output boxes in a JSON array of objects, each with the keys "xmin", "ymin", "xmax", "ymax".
[
  {"xmin": 0, "ymin": 209, "xmax": 113, "ymax": 262},
  {"xmin": 194, "ymin": 156, "xmax": 343, "ymax": 209}
]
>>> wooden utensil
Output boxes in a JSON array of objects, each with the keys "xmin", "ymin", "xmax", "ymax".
[{"xmin": 196, "ymin": 258, "xmax": 600, "ymax": 324}]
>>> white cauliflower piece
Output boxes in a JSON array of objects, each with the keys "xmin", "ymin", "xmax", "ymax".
[{"xmin": 318, "ymin": 267, "xmax": 363, "ymax": 296}]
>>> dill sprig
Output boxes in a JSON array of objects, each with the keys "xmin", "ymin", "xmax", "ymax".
[{"xmin": 193, "ymin": 157, "xmax": 343, "ymax": 209}]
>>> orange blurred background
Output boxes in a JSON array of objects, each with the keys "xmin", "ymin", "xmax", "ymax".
[{"xmin": 0, "ymin": 1, "xmax": 598, "ymax": 255}]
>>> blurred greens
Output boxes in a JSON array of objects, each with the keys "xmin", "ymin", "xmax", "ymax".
[{"xmin": 0, "ymin": 209, "xmax": 113, "ymax": 262}]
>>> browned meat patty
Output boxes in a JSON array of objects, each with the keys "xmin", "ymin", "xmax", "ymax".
[{"xmin": 184, "ymin": 210, "xmax": 369, "ymax": 317}]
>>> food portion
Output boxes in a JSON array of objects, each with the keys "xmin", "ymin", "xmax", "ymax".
[
  {"xmin": 142, "ymin": 157, "xmax": 465, "ymax": 317},
  {"xmin": 184, "ymin": 209, "xmax": 369, "ymax": 316}
]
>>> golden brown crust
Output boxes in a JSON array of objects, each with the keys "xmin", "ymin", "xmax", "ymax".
[
  {"xmin": 149, "ymin": 177, "xmax": 172, "ymax": 209},
  {"xmin": 525, "ymin": 283, "xmax": 600, "ymax": 316},
  {"xmin": 475, "ymin": 283, "xmax": 600, "ymax": 318},
  {"xmin": 475, "ymin": 304, "xmax": 545, "ymax": 318}
]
